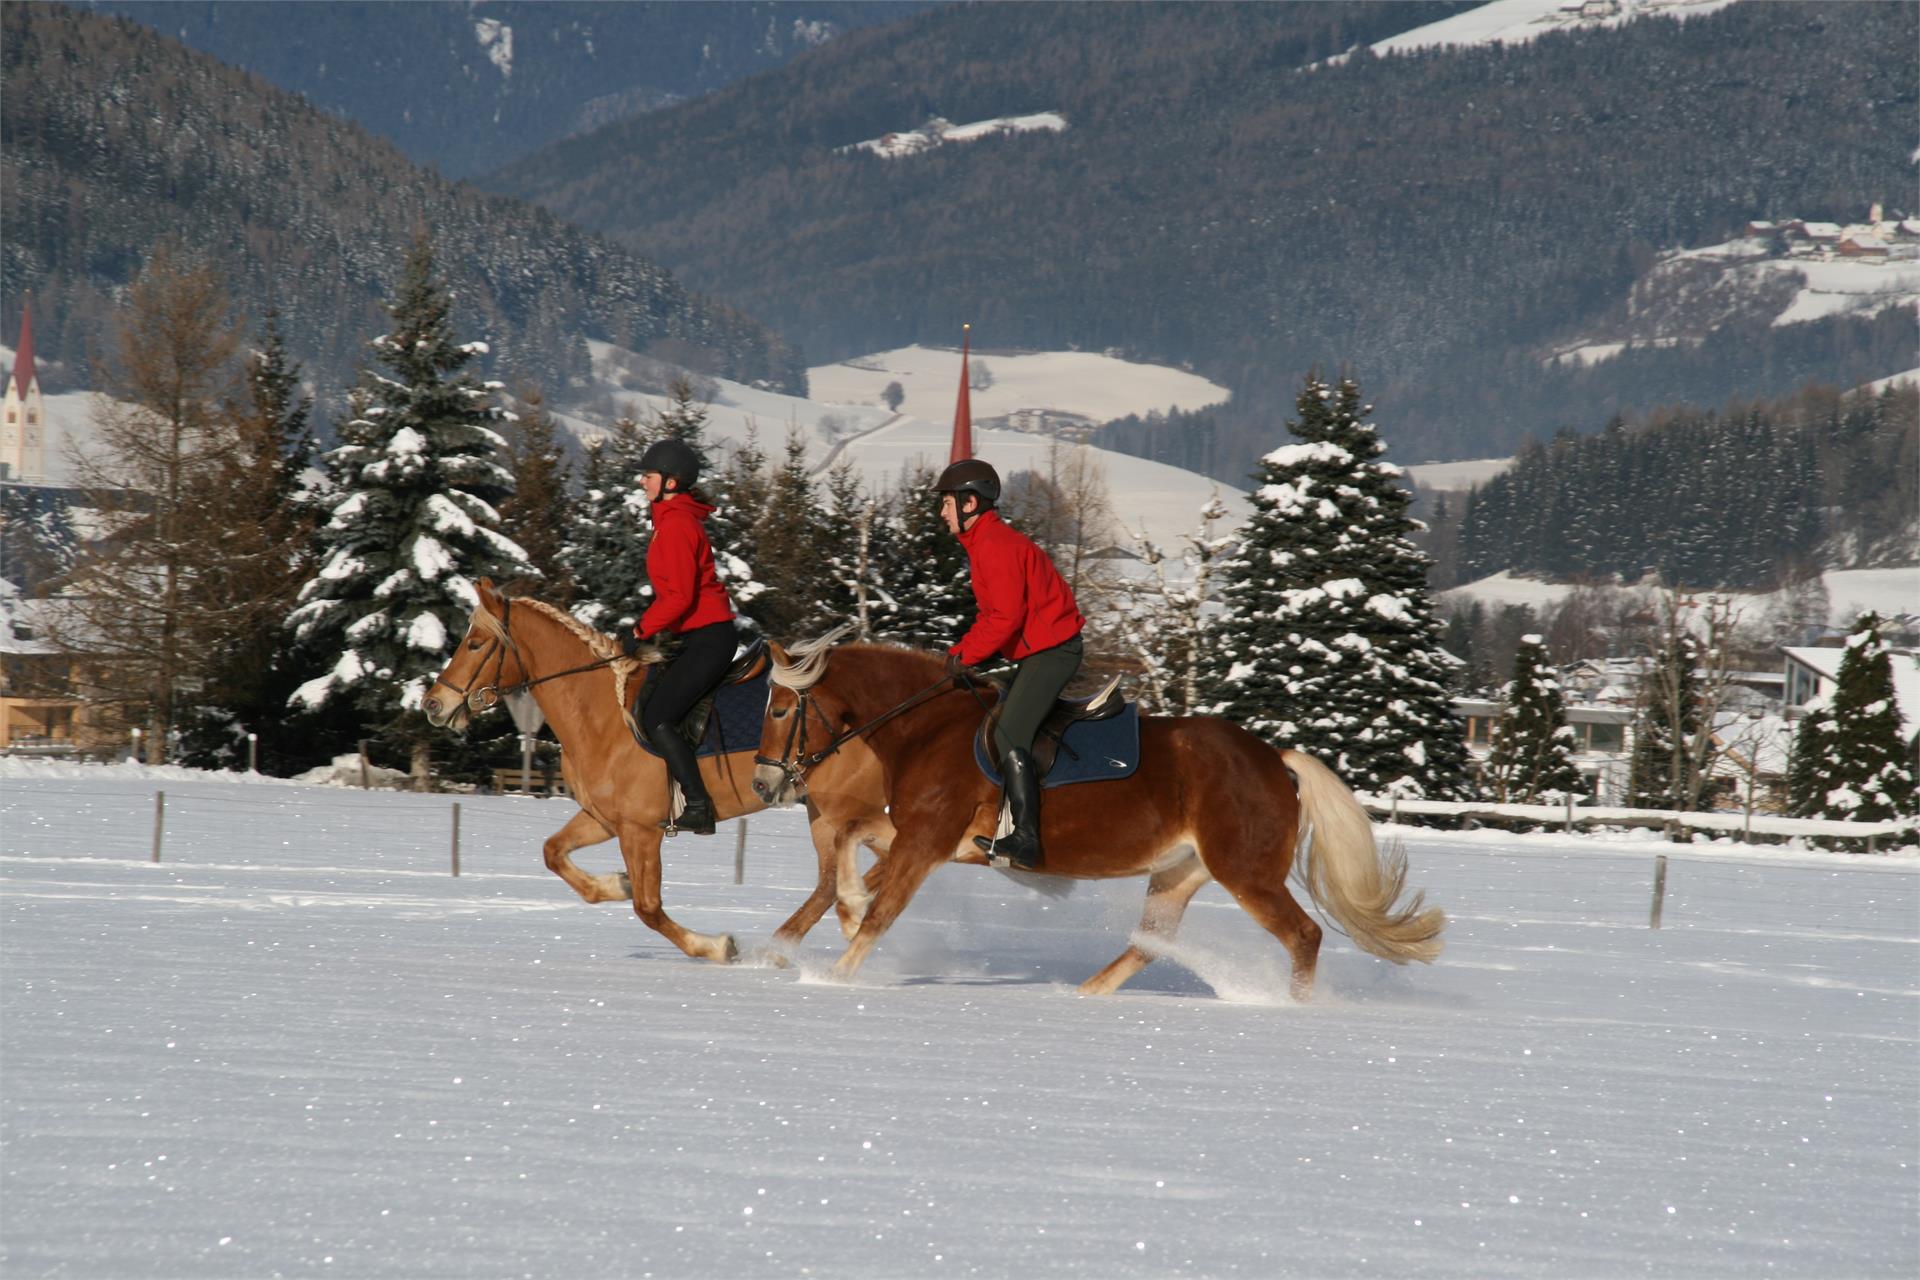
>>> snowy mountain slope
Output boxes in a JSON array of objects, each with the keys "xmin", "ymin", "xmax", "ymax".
[
  {"xmin": 1547, "ymin": 229, "xmax": 1920, "ymax": 370},
  {"xmin": 1, "ymin": 762, "xmax": 1914, "ymax": 1277},
  {"xmin": 1329, "ymin": 0, "xmax": 1744, "ymax": 62}
]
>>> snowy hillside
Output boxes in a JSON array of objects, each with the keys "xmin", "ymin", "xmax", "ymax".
[
  {"xmin": 1327, "ymin": 0, "xmax": 1744, "ymax": 63},
  {"xmin": 561, "ymin": 341, "xmax": 1246, "ymax": 554},
  {"xmin": 1, "ymin": 760, "xmax": 1914, "ymax": 1277},
  {"xmin": 837, "ymin": 111, "xmax": 1068, "ymax": 160},
  {"xmin": 1547, "ymin": 226, "xmax": 1920, "ymax": 370},
  {"xmin": 1446, "ymin": 566, "xmax": 1920, "ymax": 631}
]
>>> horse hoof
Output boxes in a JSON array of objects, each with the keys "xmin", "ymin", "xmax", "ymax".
[
  {"xmin": 617, "ymin": 873, "xmax": 632, "ymax": 898},
  {"xmin": 717, "ymin": 934, "xmax": 739, "ymax": 965}
]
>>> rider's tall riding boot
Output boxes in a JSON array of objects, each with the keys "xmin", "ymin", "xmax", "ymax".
[
  {"xmin": 974, "ymin": 747, "xmax": 1043, "ymax": 870},
  {"xmin": 653, "ymin": 732, "xmax": 717, "ymax": 836}
]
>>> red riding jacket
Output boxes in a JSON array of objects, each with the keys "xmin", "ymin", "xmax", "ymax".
[
  {"xmin": 949, "ymin": 510, "xmax": 1085, "ymax": 666},
  {"xmin": 637, "ymin": 495, "xmax": 735, "ymax": 639}
]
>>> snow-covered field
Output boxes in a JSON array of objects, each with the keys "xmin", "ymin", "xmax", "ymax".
[{"xmin": 3, "ymin": 760, "xmax": 1915, "ymax": 1278}]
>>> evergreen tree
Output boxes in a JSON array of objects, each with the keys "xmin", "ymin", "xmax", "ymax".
[
  {"xmin": 705, "ymin": 424, "xmax": 771, "ymax": 631},
  {"xmin": 1483, "ymin": 633, "xmax": 1584, "ymax": 804},
  {"xmin": 815, "ymin": 459, "xmax": 892, "ymax": 639},
  {"xmin": 0, "ymin": 484, "xmax": 77, "ymax": 592},
  {"xmin": 749, "ymin": 429, "xmax": 829, "ymax": 637},
  {"xmin": 1789, "ymin": 615, "xmax": 1917, "ymax": 822},
  {"xmin": 289, "ymin": 236, "xmax": 534, "ymax": 785},
  {"xmin": 1627, "ymin": 631, "xmax": 1701, "ymax": 810},
  {"xmin": 1206, "ymin": 375, "xmax": 1468, "ymax": 798},
  {"xmin": 866, "ymin": 463, "xmax": 972, "ymax": 653},
  {"xmin": 497, "ymin": 385, "xmax": 573, "ymax": 602},
  {"xmin": 559, "ymin": 415, "xmax": 653, "ymax": 631}
]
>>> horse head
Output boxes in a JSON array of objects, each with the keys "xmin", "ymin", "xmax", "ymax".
[
  {"xmin": 423, "ymin": 579, "xmax": 530, "ymax": 731},
  {"xmin": 751, "ymin": 627, "xmax": 853, "ymax": 806}
]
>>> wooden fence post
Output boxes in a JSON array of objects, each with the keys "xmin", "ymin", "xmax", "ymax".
[
  {"xmin": 358, "ymin": 739, "xmax": 372, "ymax": 790},
  {"xmin": 1649, "ymin": 854, "xmax": 1668, "ymax": 929},
  {"xmin": 734, "ymin": 818, "xmax": 748, "ymax": 885},
  {"xmin": 151, "ymin": 790, "xmax": 165, "ymax": 863},
  {"xmin": 450, "ymin": 802, "xmax": 462, "ymax": 877}
]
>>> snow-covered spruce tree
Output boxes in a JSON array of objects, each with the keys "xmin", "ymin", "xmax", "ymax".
[
  {"xmin": 1626, "ymin": 630, "xmax": 1701, "ymax": 811},
  {"xmin": 1206, "ymin": 375, "xmax": 1468, "ymax": 798},
  {"xmin": 749, "ymin": 430, "xmax": 831, "ymax": 637},
  {"xmin": 290, "ymin": 236, "xmax": 534, "ymax": 786},
  {"xmin": 559, "ymin": 415, "xmax": 654, "ymax": 631},
  {"xmin": 815, "ymin": 458, "xmax": 895, "ymax": 639},
  {"xmin": 866, "ymin": 463, "xmax": 973, "ymax": 653},
  {"xmin": 1484, "ymin": 633, "xmax": 1583, "ymax": 804},
  {"xmin": 1789, "ymin": 614, "xmax": 1917, "ymax": 823},
  {"xmin": 704, "ymin": 423, "xmax": 771, "ymax": 633}
]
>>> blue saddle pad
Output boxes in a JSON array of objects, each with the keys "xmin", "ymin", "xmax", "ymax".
[
  {"xmin": 635, "ymin": 670, "xmax": 770, "ymax": 760},
  {"xmin": 973, "ymin": 704, "xmax": 1141, "ymax": 790}
]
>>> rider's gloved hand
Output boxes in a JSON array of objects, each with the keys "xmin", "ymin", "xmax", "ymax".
[
  {"xmin": 944, "ymin": 651, "xmax": 980, "ymax": 687},
  {"xmin": 620, "ymin": 630, "xmax": 646, "ymax": 659}
]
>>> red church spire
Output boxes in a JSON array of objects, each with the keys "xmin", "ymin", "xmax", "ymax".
[
  {"xmin": 11, "ymin": 299, "xmax": 35, "ymax": 401},
  {"xmin": 949, "ymin": 323, "xmax": 973, "ymax": 464}
]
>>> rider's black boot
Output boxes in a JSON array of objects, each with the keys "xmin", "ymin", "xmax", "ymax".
[
  {"xmin": 663, "ymin": 795, "xmax": 717, "ymax": 836},
  {"xmin": 973, "ymin": 748, "xmax": 1042, "ymax": 870}
]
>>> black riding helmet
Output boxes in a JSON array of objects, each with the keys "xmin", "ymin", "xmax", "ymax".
[
  {"xmin": 932, "ymin": 458, "xmax": 1000, "ymax": 512},
  {"xmin": 638, "ymin": 438, "xmax": 701, "ymax": 491}
]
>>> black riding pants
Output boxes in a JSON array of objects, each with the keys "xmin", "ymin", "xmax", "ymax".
[
  {"xmin": 993, "ymin": 633, "xmax": 1085, "ymax": 760},
  {"xmin": 640, "ymin": 621, "xmax": 740, "ymax": 805}
]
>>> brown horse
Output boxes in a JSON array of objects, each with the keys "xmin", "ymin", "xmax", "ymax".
[
  {"xmin": 751, "ymin": 635, "xmax": 1446, "ymax": 999},
  {"xmin": 422, "ymin": 581, "xmax": 896, "ymax": 963}
]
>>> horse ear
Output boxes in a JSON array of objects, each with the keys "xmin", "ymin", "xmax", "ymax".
[
  {"xmin": 475, "ymin": 578, "xmax": 502, "ymax": 609},
  {"xmin": 767, "ymin": 640, "xmax": 791, "ymax": 666}
]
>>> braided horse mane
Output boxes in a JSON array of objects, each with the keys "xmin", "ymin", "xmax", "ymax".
[{"xmin": 471, "ymin": 596, "xmax": 649, "ymax": 713}]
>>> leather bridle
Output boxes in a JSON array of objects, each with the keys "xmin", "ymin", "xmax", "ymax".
[
  {"xmin": 434, "ymin": 597, "xmax": 619, "ymax": 715},
  {"xmin": 754, "ymin": 672, "xmax": 959, "ymax": 801}
]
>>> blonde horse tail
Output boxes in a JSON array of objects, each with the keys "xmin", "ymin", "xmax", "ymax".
[{"xmin": 1280, "ymin": 749, "xmax": 1445, "ymax": 965}]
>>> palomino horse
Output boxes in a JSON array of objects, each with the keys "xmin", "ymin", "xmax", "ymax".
[
  {"xmin": 751, "ymin": 635, "xmax": 1446, "ymax": 999},
  {"xmin": 422, "ymin": 580, "xmax": 895, "ymax": 963}
]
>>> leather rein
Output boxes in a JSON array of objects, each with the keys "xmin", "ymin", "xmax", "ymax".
[
  {"xmin": 439, "ymin": 597, "xmax": 621, "ymax": 714},
  {"xmin": 754, "ymin": 671, "xmax": 959, "ymax": 798}
]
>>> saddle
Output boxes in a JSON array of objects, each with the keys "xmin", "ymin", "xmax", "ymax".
[
  {"xmin": 973, "ymin": 673, "xmax": 1136, "ymax": 788},
  {"xmin": 630, "ymin": 638, "xmax": 771, "ymax": 758}
]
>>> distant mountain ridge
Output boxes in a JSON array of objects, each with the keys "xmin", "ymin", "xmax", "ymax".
[
  {"xmin": 76, "ymin": 0, "xmax": 941, "ymax": 179},
  {"xmin": 483, "ymin": 0, "xmax": 1916, "ymax": 467},
  {"xmin": 2, "ymin": 4, "xmax": 807, "ymax": 414}
]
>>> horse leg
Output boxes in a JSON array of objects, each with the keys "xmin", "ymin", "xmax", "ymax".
[
  {"xmin": 828, "ymin": 830, "xmax": 953, "ymax": 981},
  {"xmin": 1207, "ymin": 850, "xmax": 1324, "ymax": 1002},
  {"xmin": 837, "ymin": 842, "xmax": 886, "ymax": 940},
  {"xmin": 617, "ymin": 821, "xmax": 738, "ymax": 964},
  {"xmin": 1077, "ymin": 853, "xmax": 1214, "ymax": 996},
  {"xmin": 768, "ymin": 809, "xmax": 863, "ymax": 953},
  {"xmin": 542, "ymin": 807, "xmax": 626, "ymax": 903}
]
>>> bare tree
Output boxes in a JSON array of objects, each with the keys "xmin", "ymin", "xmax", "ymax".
[
  {"xmin": 1114, "ymin": 494, "xmax": 1230, "ymax": 713},
  {"xmin": 881, "ymin": 380, "xmax": 905, "ymax": 413},
  {"xmin": 53, "ymin": 248, "xmax": 249, "ymax": 761}
]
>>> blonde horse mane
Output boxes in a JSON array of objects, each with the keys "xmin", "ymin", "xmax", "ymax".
[
  {"xmin": 770, "ymin": 624, "xmax": 855, "ymax": 691},
  {"xmin": 471, "ymin": 596, "xmax": 648, "ymax": 710}
]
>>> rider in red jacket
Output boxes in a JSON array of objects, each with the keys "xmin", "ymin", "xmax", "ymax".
[
  {"xmin": 623, "ymin": 438, "xmax": 739, "ymax": 836},
  {"xmin": 936, "ymin": 459, "xmax": 1085, "ymax": 870}
]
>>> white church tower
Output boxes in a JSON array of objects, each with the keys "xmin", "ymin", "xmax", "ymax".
[{"xmin": 2, "ymin": 299, "xmax": 46, "ymax": 483}]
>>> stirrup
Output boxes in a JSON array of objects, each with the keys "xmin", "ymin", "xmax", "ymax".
[{"xmin": 973, "ymin": 833, "xmax": 1042, "ymax": 871}]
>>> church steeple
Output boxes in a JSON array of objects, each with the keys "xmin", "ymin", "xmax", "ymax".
[
  {"xmin": 3, "ymin": 298, "xmax": 46, "ymax": 482},
  {"xmin": 11, "ymin": 299, "xmax": 36, "ymax": 400}
]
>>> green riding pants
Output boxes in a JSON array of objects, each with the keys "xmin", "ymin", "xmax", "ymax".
[{"xmin": 992, "ymin": 633, "xmax": 1085, "ymax": 760}]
